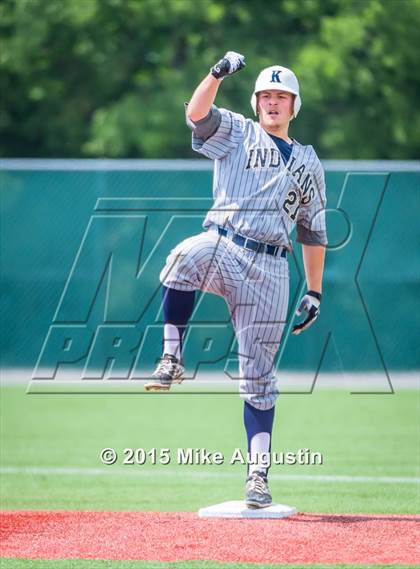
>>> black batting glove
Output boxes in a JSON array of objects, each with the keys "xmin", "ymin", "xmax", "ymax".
[
  {"xmin": 211, "ymin": 51, "xmax": 246, "ymax": 80},
  {"xmin": 292, "ymin": 291, "xmax": 322, "ymax": 335}
]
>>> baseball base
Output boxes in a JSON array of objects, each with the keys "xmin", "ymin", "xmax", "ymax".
[{"xmin": 198, "ymin": 500, "xmax": 297, "ymax": 518}]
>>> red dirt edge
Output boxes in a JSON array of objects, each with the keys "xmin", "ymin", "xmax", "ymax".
[{"xmin": 1, "ymin": 510, "xmax": 419, "ymax": 564}]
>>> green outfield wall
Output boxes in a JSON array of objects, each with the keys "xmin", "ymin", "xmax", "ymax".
[{"xmin": 0, "ymin": 160, "xmax": 418, "ymax": 375}]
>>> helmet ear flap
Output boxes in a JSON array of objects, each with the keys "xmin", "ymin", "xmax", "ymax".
[
  {"xmin": 251, "ymin": 92, "xmax": 266, "ymax": 116},
  {"xmin": 293, "ymin": 93, "xmax": 301, "ymax": 117},
  {"xmin": 250, "ymin": 92, "xmax": 257, "ymax": 115},
  {"xmin": 290, "ymin": 94, "xmax": 297, "ymax": 119}
]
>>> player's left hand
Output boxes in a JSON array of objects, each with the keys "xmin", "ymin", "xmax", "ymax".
[
  {"xmin": 210, "ymin": 51, "xmax": 246, "ymax": 80},
  {"xmin": 292, "ymin": 291, "xmax": 321, "ymax": 335}
]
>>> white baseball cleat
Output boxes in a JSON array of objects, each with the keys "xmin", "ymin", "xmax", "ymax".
[
  {"xmin": 144, "ymin": 354, "xmax": 185, "ymax": 391},
  {"xmin": 245, "ymin": 471, "xmax": 272, "ymax": 508}
]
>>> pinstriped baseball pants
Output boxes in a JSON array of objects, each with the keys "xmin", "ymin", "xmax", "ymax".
[{"xmin": 159, "ymin": 228, "xmax": 289, "ymax": 410}]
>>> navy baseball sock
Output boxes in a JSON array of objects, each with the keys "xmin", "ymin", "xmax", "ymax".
[
  {"xmin": 162, "ymin": 285, "xmax": 195, "ymax": 360},
  {"xmin": 243, "ymin": 401, "xmax": 275, "ymax": 478}
]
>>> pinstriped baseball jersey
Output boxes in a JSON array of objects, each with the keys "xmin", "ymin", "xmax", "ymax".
[
  {"xmin": 159, "ymin": 104, "xmax": 327, "ymax": 409},
  {"xmin": 192, "ymin": 106, "xmax": 327, "ymax": 248}
]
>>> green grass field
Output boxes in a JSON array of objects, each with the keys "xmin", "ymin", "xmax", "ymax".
[
  {"xmin": 1, "ymin": 384, "xmax": 419, "ymax": 568},
  {"xmin": 1, "ymin": 385, "xmax": 418, "ymax": 513}
]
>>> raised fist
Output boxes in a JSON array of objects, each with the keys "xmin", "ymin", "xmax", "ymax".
[{"xmin": 211, "ymin": 51, "xmax": 246, "ymax": 80}]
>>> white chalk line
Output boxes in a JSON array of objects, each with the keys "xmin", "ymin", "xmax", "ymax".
[
  {"xmin": 0, "ymin": 466, "xmax": 418, "ymax": 485},
  {"xmin": 3, "ymin": 368, "xmax": 419, "ymax": 391}
]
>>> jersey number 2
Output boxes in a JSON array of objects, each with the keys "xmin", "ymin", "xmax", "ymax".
[{"xmin": 283, "ymin": 188, "xmax": 299, "ymax": 221}]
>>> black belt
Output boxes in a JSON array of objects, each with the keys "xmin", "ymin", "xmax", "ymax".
[{"xmin": 217, "ymin": 227, "xmax": 286, "ymax": 258}]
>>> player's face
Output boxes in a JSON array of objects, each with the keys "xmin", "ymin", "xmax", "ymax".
[{"xmin": 257, "ymin": 90, "xmax": 294, "ymax": 129}]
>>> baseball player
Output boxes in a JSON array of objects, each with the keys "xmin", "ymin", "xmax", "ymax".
[{"xmin": 145, "ymin": 52, "xmax": 327, "ymax": 508}]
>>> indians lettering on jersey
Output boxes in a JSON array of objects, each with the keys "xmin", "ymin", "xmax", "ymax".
[
  {"xmin": 189, "ymin": 106, "xmax": 327, "ymax": 247},
  {"xmin": 246, "ymin": 148, "xmax": 315, "ymax": 205}
]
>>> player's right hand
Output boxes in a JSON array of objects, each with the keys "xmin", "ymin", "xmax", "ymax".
[{"xmin": 210, "ymin": 51, "xmax": 246, "ymax": 80}]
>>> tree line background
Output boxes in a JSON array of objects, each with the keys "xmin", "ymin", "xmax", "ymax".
[{"xmin": 1, "ymin": 0, "xmax": 419, "ymax": 159}]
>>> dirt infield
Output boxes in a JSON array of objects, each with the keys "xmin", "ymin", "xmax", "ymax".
[{"xmin": 1, "ymin": 510, "xmax": 419, "ymax": 564}]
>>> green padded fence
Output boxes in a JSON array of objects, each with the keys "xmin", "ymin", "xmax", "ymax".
[{"xmin": 0, "ymin": 160, "xmax": 418, "ymax": 376}]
